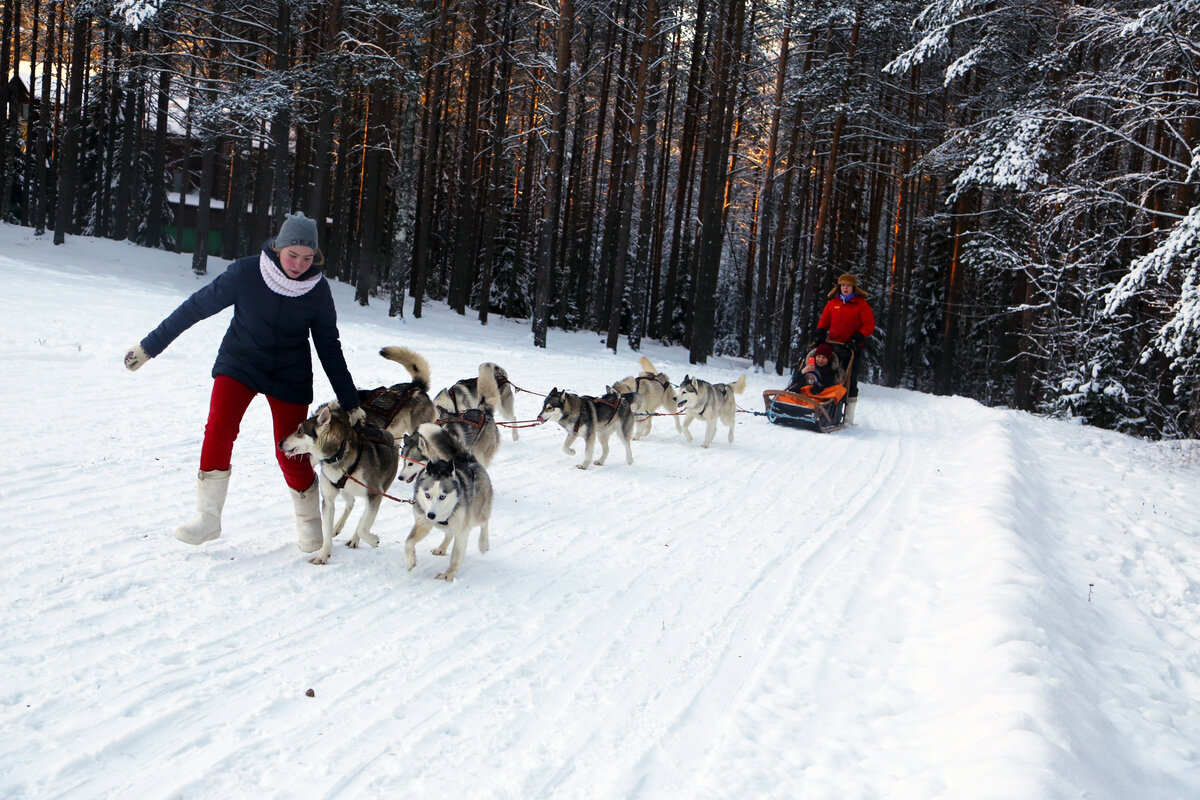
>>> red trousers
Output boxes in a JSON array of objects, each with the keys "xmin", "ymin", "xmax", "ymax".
[{"xmin": 199, "ymin": 375, "xmax": 314, "ymax": 491}]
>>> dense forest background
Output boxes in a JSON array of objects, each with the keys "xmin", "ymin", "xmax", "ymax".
[{"xmin": 1, "ymin": 0, "xmax": 1197, "ymax": 438}]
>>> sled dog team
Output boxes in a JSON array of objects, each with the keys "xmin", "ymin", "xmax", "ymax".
[
  {"xmin": 126, "ymin": 216, "xmax": 875, "ymax": 583},
  {"xmin": 123, "ymin": 213, "xmax": 756, "ymax": 582},
  {"xmin": 277, "ymin": 349, "xmax": 746, "ymax": 578}
]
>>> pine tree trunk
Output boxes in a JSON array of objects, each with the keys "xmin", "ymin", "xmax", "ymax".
[
  {"xmin": 269, "ymin": 0, "xmax": 293, "ymax": 230},
  {"xmin": 0, "ymin": 0, "xmax": 17, "ymax": 223},
  {"xmin": 628, "ymin": 0, "xmax": 666, "ymax": 353},
  {"xmin": 112, "ymin": 30, "xmax": 139, "ymax": 241},
  {"xmin": 660, "ymin": 0, "xmax": 707, "ymax": 341},
  {"xmin": 476, "ymin": 0, "xmax": 517, "ymax": 325},
  {"xmin": 191, "ymin": 135, "xmax": 217, "ymax": 275},
  {"xmin": 689, "ymin": 0, "xmax": 743, "ymax": 364},
  {"xmin": 447, "ymin": 0, "xmax": 490, "ymax": 315},
  {"xmin": 54, "ymin": 13, "xmax": 90, "ymax": 244},
  {"xmin": 753, "ymin": 5, "xmax": 792, "ymax": 367},
  {"xmin": 533, "ymin": 0, "xmax": 575, "ymax": 348},
  {"xmin": 32, "ymin": 3, "xmax": 56, "ymax": 236},
  {"xmin": 411, "ymin": 3, "xmax": 450, "ymax": 318},
  {"xmin": 606, "ymin": 0, "xmax": 658, "ymax": 353}
]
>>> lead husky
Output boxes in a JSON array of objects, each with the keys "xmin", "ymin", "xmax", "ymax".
[
  {"xmin": 538, "ymin": 388, "xmax": 635, "ymax": 470},
  {"xmin": 434, "ymin": 362, "xmax": 520, "ymax": 440},
  {"xmin": 358, "ymin": 346, "xmax": 436, "ymax": 438},
  {"xmin": 279, "ymin": 403, "xmax": 399, "ymax": 565},
  {"xmin": 674, "ymin": 374, "xmax": 747, "ymax": 448},
  {"xmin": 405, "ymin": 444, "xmax": 494, "ymax": 582},
  {"xmin": 610, "ymin": 356, "xmax": 681, "ymax": 440}
]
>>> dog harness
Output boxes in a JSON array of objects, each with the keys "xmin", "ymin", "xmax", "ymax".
[
  {"xmin": 360, "ymin": 384, "xmax": 421, "ymax": 427},
  {"xmin": 437, "ymin": 408, "xmax": 490, "ymax": 430},
  {"xmin": 323, "ymin": 425, "xmax": 392, "ymax": 490},
  {"xmin": 635, "ymin": 374, "xmax": 669, "ymax": 392},
  {"xmin": 572, "ymin": 394, "xmax": 626, "ymax": 433}
]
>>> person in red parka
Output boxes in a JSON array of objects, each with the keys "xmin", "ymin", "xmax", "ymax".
[{"xmin": 814, "ymin": 273, "xmax": 875, "ymax": 424}]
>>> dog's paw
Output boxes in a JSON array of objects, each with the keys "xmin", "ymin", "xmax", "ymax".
[
  {"xmin": 309, "ymin": 552, "xmax": 331, "ymax": 565},
  {"xmin": 435, "ymin": 570, "xmax": 457, "ymax": 581},
  {"xmin": 563, "ymin": 446, "xmax": 576, "ymax": 455},
  {"xmin": 405, "ymin": 554, "xmax": 416, "ymax": 571},
  {"xmin": 431, "ymin": 546, "xmax": 447, "ymax": 556},
  {"xmin": 576, "ymin": 463, "xmax": 589, "ymax": 470},
  {"xmin": 359, "ymin": 532, "xmax": 379, "ymax": 548}
]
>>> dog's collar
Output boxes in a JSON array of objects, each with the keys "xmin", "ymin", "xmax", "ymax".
[
  {"xmin": 322, "ymin": 440, "xmax": 347, "ymax": 466},
  {"xmin": 323, "ymin": 440, "xmax": 363, "ymax": 490}
]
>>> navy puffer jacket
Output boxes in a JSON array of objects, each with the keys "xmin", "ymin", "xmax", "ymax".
[{"xmin": 140, "ymin": 246, "xmax": 359, "ymax": 409}]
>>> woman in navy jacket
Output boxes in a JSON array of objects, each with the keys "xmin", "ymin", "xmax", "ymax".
[{"xmin": 124, "ymin": 212, "xmax": 361, "ymax": 553}]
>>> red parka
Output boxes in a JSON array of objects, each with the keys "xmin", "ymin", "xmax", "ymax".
[{"xmin": 817, "ymin": 290, "xmax": 875, "ymax": 344}]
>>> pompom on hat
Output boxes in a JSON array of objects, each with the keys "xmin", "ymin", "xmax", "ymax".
[{"xmin": 272, "ymin": 212, "xmax": 324, "ymax": 264}]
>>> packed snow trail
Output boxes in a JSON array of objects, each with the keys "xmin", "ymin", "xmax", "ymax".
[{"xmin": 1, "ymin": 226, "xmax": 1198, "ymax": 800}]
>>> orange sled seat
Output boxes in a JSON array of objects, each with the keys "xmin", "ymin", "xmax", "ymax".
[{"xmin": 761, "ymin": 385, "xmax": 849, "ymax": 432}]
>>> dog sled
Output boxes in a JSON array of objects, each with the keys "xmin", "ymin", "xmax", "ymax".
[{"xmin": 761, "ymin": 350, "xmax": 854, "ymax": 433}]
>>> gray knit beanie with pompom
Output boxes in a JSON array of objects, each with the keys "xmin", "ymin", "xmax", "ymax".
[{"xmin": 273, "ymin": 212, "xmax": 319, "ymax": 251}]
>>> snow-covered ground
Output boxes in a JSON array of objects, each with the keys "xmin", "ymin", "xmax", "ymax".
[{"xmin": 2, "ymin": 223, "xmax": 1198, "ymax": 800}]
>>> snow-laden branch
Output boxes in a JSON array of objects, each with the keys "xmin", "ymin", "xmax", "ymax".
[
  {"xmin": 1105, "ymin": 204, "xmax": 1200, "ymax": 364},
  {"xmin": 114, "ymin": 0, "xmax": 162, "ymax": 29}
]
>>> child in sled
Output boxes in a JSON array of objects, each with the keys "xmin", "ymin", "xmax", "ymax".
[{"xmin": 786, "ymin": 343, "xmax": 844, "ymax": 397}]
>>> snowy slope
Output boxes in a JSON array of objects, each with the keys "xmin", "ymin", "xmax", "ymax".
[{"xmin": 1, "ymin": 224, "xmax": 1198, "ymax": 800}]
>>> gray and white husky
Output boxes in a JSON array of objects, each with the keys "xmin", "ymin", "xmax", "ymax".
[
  {"xmin": 674, "ymin": 374, "xmax": 747, "ymax": 448},
  {"xmin": 279, "ymin": 403, "xmax": 399, "ymax": 565},
  {"xmin": 434, "ymin": 362, "xmax": 520, "ymax": 440},
  {"xmin": 610, "ymin": 356, "xmax": 681, "ymax": 440},
  {"xmin": 358, "ymin": 346, "xmax": 437, "ymax": 439},
  {"xmin": 538, "ymin": 388, "xmax": 635, "ymax": 470},
  {"xmin": 398, "ymin": 412, "xmax": 500, "ymax": 485},
  {"xmin": 405, "ymin": 445, "xmax": 494, "ymax": 582}
]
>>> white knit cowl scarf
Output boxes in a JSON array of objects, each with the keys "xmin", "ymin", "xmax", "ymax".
[{"xmin": 260, "ymin": 251, "xmax": 322, "ymax": 297}]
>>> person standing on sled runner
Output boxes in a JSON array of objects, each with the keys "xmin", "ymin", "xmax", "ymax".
[
  {"xmin": 123, "ymin": 212, "xmax": 364, "ymax": 553},
  {"xmin": 813, "ymin": 273, "xmax": 875, "ymax": 424}
]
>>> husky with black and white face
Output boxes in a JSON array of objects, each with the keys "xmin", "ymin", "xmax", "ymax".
[
  {"xmin": 538, "ymin": 387, "xmax": 635, "ymax": 471},
  {"xmin": 673, "ymin": 373, "xmax": 747, "ymax": 448},
  {"xmin": 279, "ymin": 403, "xmax": 398, "ymax": 565},
  {"xmin": 405, "ymin": 446, "xmax": 494, "ymax": 582}
]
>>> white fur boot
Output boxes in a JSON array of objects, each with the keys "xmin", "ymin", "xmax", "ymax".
[
  {"xmin": 290, "ymin": 480, "xmax": 323, "ymax": 553},
  {"xmin": 175, "ymin": 469, "xmax": 231, "ymax": 545},
  {"xmin": 845, "ymin": 398, "xmax": 858, "ymax": 425}
]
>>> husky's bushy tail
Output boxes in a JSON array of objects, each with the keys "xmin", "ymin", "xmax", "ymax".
[
  {"xmin": 379, "ymin": 346, "xmax": 431, "ymax": 392},
  {"xmin": 477, "ymin": 364, "xmax": 502, "ymax": 414}
]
